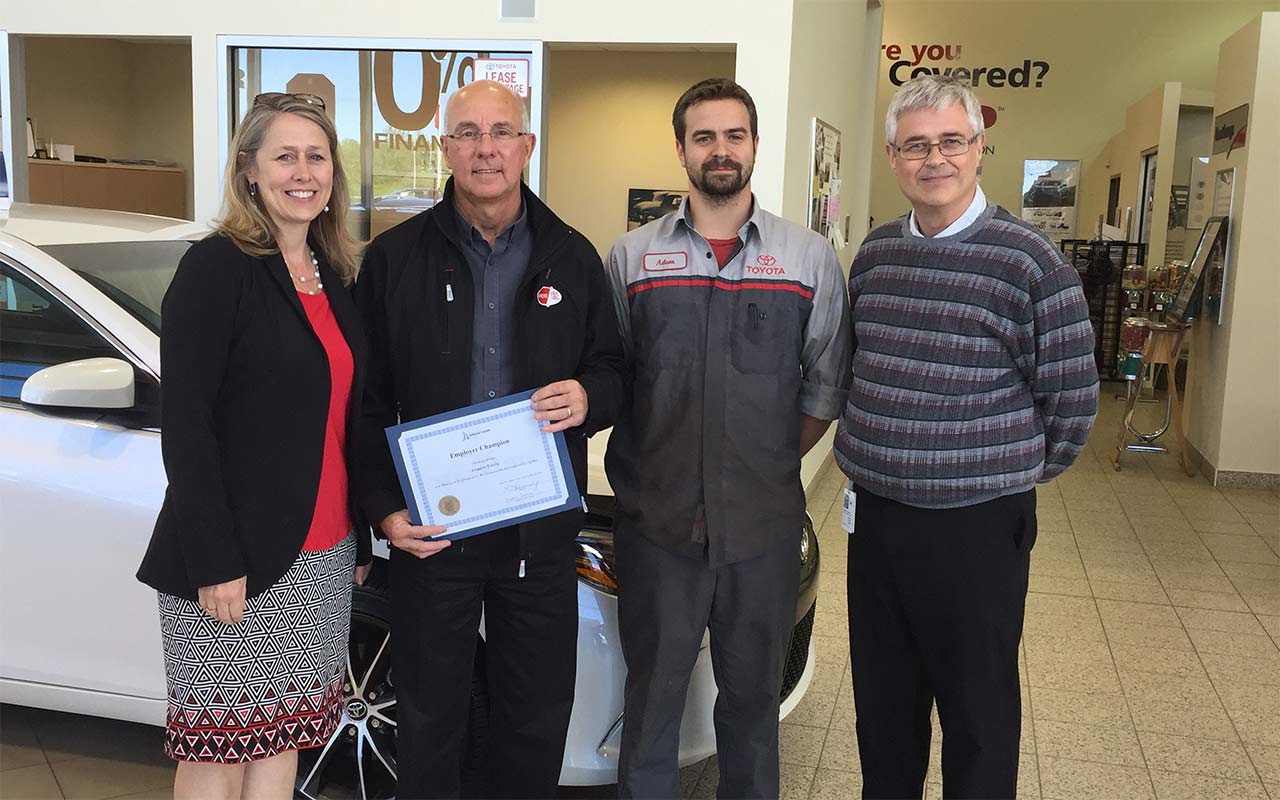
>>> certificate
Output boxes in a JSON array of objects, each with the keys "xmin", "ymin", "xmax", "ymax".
[{"xmin": 385, "ymin": 389, "xmax": 582, "ymax": 540}]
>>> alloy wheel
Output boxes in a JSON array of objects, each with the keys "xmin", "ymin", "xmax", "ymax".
[{"xmin": 297, "ymin": 592, "xmax": 397, "ymax": 800}]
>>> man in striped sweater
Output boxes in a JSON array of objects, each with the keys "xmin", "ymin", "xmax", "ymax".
[{"xmin": 836, "ymin": 76, "xmax": 1098, "ymax": 799}]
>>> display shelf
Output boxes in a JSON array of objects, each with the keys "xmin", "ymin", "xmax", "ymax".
[{"xmin": 1059, "ymin": 239, "xmax": 1148, "ymax": 378}]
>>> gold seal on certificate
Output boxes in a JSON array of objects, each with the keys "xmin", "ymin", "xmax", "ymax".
[{"xmin": 438, "ymin": 495, "xmax": 462, "ymax": 516}]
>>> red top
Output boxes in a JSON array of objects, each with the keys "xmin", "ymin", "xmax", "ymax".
[
  {"xmin": 707, "ymin": 237, "xmax": 738, "ymax": 270},
  {"xmin": 298, "ymin": 289, "xmax": 355, "ymax": 551}
]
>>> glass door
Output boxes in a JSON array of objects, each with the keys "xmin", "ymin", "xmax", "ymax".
[{"xmin": 226, "ymin": 38, "xmax": 539, "ymax": 241}]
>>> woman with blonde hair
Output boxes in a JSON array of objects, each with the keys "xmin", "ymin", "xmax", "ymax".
[{"xmin": 137, "ymin": 92, "xmax": 371, "ymax": 799}]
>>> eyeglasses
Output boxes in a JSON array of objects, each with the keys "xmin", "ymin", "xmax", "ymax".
[
  {"xmin": 893, "ymin": 134, "xmax": 980, "ymax": 160},
  {"xmin": 443, "ymin": 128, "xmax": 529, "ymax": 148},
  {"xmin": 253, "ymin": 92, "xmax": 327, "ymax": 111}
]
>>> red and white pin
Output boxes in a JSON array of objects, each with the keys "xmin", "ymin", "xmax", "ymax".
[{"xmin": 536, "ymin": 285, "xmax": 562, "ymax": 307}]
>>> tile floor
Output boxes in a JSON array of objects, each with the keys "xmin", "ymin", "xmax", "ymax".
[{"xmin": 2, "ymin": 389, "xmax": 1277, "ymax": 800}]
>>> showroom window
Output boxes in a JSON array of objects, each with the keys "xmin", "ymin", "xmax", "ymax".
[
  {"xmin": 227, "ymin": 40, "xmax": 539, "ymax": 240},
  {"xmin": 0, "ymin": 265, "xmax": 121, "ymax": 402}
]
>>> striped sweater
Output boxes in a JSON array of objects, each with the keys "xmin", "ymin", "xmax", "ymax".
[{"xmin": 834, "ymin": 203, "xmax": 1099, "ymax": 509}]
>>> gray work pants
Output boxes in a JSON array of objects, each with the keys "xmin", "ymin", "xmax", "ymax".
[{"xmin": 616, "ymin": 531, "xmax": 801, "ymax": 800}]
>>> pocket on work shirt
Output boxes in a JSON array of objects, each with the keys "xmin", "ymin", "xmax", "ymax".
[{"xmin": 730, "ymin": 297, "xmax": 798, "ymax": 375}]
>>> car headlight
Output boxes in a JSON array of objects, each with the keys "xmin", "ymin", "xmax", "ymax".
[{"xmin": 576, "ymin": 529, "xmax": 618, "ymax": 595}]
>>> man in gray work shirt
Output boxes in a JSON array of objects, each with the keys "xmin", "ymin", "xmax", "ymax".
[{"xmin": 604, "ymin": 78, "xmax": 852, "ymax": 799}]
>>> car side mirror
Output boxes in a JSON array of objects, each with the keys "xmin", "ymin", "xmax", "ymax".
[{"xmin": 20, "ymin": 357, "xmax": 136, "ymax": 410}]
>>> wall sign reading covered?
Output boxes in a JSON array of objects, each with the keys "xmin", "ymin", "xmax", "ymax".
[{"xmin": 882, "ymin": 42, "xmax": 1051, "ymax": 89}]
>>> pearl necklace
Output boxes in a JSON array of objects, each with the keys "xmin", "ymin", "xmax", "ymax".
[{"xmin": 292, "ymin": 249, "xmax": 324, "ymax": 295}]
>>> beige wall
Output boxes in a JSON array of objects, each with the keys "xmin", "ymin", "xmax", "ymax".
[
  {"xmin": 780, "ymin": 0, "xmax": 882, "ymax": 485},
  {"xmin": 24, "ymin": 38, "xmax": 132, "ymax": 161},
  {"xmin": 128, "ymin": 42, "xmax": 195, "ymax": 219},
  {"xmin": 543, "ymin": 49, "xmax": 736, "ymax": 257},
  {"xmin": 1185, "ymin": 12, "xmax": 1280, "ymax": 480},
  {"xmin": 1076, "ymin": 88, "xmax": 1215, "ymax": 262},
  {"xmin": 869, "ymin": 0, "xmax": 1278, "ymax": 237},
  {"xmin": 1167, "ymin": 105, "xmax": 1214, "ymax": 259},
  {"xmin": 1091, "ymin": 82, "xmax": 1181, "ymax": 262},
  {"xmin": 1170, "ymin": 107, "xmax": 1213, "ymax": 189},
  {"xmin": 544, "ymin": 2, "xmax": 882, "ymax": 262},
  {"xmin": 847, "ymin": 3, "xmax": 887, "ymax": 248},
  {"xmin": 781, "ymin": 0, "xmax": 875, "ymax": 267},
  {"xmin": 24, "ymin": 37, "xmax": 194, "ymax": 218}
]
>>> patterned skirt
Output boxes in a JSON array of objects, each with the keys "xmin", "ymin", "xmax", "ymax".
[{"xmin": 157, "ymin": 534, "xmax": 355, "ymax": 763}]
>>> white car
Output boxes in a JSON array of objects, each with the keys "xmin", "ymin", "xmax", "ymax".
[{"xmin": 0, "ymin": 203, "xmax": 820, "ymax": 799}]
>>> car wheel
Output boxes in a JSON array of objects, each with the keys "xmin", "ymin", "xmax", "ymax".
[
  {"xmin": 295, "ymin": 566, "xmax": 491, "ymax": 800},
  {"xmin": 296, "ymin": 582, "xmax": 398, "ymax": 800}
]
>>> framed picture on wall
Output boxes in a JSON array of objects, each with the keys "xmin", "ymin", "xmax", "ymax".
[
  {"xmin": 808, "ymin": 118, "xmax": 841, "ymax": 244},
  {"xmin": 1020, "ymin": 158, "xmax": 1079, "ymax": 242},
  {"xmin": 626, "ymin": 188, "xmax": 686, "ymax": 231},
  {"xmin": 1165, "ymin": 215, "xmax": 1228, "ymax": 325}
]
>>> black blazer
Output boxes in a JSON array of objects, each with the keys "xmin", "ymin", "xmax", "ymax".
[{"xmin": 137, "ymin": 234, "xmax": 371, "ymax": 602}]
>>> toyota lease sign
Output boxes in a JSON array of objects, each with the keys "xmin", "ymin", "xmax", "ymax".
[{"xmin": 473, "ymin": 59, "xmax": 530, "ymax": 98}]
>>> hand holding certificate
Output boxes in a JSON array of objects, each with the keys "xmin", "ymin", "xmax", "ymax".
[
  {"xmin": 386, "ymin": 390, "xmax": 583, "ymax": 541},
  {"xmin": 531, "ymin": 379, "xmax": 589, "ymax": 433}
]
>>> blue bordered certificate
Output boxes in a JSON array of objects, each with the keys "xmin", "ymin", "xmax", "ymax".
[{"xmin": 385, "ymin": 389, "xmax": 582, "ymax": 540}]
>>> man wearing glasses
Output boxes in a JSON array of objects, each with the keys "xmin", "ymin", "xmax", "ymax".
[
  {"xmin": 353, "ymin": 80, "xmax": 625, "ymax": 798},
  {"xmin": 836, "ymin": 75, "xmax": 1098, "ymax": 799}
]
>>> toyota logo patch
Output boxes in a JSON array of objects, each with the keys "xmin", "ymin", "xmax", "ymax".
[{"xmin": 537, "ymin": 286, "xmax": 562, "ymax": 307}]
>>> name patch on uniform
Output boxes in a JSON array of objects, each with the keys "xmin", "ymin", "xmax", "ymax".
[
  {"xmin": 536, "ymin": 286, "xmax": 562, "ymax": 307},
  {"xmin": 643, "ymin": 252, "xmax": 688, "ymax": 272}
]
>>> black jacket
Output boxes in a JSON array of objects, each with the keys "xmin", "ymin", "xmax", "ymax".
[
  {"xmin": 353, "ymin": 179, "xmax": 626, "ymax": 552},
  {"xmin": 137, "ymin": 234, "xmax": 372, "ymax": 602}
]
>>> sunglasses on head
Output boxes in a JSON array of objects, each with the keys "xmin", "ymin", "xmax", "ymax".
[{"xmin": 252, "ymin": 92, "xmax": 327, "ymax": 111}]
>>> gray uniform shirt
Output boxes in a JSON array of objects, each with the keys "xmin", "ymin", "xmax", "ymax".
[
  {"xmin": 454, "ymin": 204, "xmax": 531, "ymax": 403},
  {"xmin": 604, "ymin": 196, "xmax": 852, "ymax": 566}
]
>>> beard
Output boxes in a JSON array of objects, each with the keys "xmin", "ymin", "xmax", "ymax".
[{"xmin": 688, "ymin": 157, "xmax": 753, "ymax": 203}]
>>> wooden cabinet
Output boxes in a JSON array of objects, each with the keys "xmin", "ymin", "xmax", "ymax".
[{"xmin": 27, "ymin": 160, "xmax": 187, "ymax": 219}]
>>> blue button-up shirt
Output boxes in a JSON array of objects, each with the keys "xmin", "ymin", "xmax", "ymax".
[{"xmin": 455, "ymin": 204, "xmax": 531, "ymax": 404}]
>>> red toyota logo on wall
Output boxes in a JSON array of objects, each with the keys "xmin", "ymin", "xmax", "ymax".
[{"xmin": 757, "ymin": 254, "xmax": 776, "ymax": 267}]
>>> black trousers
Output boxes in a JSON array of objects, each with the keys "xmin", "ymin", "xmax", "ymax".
[
  {"xmin": 616, "ymin": 531, "xmax": 801, "ymax": 800},
  {"xmin": 846, "ymin": 486, "xmax": 1036, "ymax": 800},
  {"xmin": 389, "ymin": 528, "xmax": 578, "ymax": 799}
]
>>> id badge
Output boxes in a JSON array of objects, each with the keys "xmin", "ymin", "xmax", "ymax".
[{"xmin": 841, "ymin": 481, "xmax": 856, "ymax": 534}]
